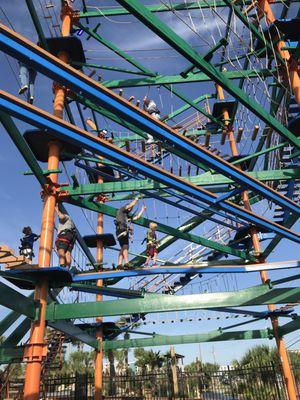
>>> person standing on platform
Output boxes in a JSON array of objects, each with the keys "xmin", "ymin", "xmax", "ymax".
[
  {"xmin": 115, "ymin": 196, "xmax": 146, "ymax": 269},
  {"xmin": 19, "ymin": 226, "xmax": 40, "ymax": 262},
  {"xmin": 18, "ymin": 62, "xmax": 37, "ymax": 104},
  {"xmin": 55, "ymin": 205, "xmax": 77, "ymax": 268},
  {"xmin": 144, "ymin": 222, "xmax": 158, "ymax": 267}
]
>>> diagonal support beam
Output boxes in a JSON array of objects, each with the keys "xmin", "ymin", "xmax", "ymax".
[{"xmin": 0, "ymin": 282, "xmax": 35, "ymax": 318}]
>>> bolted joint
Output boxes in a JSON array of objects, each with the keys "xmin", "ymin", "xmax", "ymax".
[{"xmin": 22, "ymin": 342, "xmax": 48, "ymax": 363}]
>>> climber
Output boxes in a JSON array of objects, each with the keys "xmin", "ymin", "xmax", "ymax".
[
  {"xmin": 19, "ymin": 226, "xmax": 40, "ymax": 261},
  {"xmin": 144, "ymin": 222, "xmax": 158, "ymax": 267},
  {"xmin": 207, "ymin": 226, "xmax": 253, "ymax": 262},
  {"xmin": 18, "ymin": 62, "xmax": 37, "ymax": 104},
  {"xmin": 115, "ymin": 196, "xmax": 146, "ymax": 269},
  {"xmin": 55, "ymin": 205, "xmax": 77, "ymax": 268},
  {"xmin": 143, "ymin": 96, "xmax": 161, "ymax": 144}
]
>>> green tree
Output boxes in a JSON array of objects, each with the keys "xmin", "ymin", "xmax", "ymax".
[
  {"xmin": 134, "ymin": 348, "xmax": 165, "ymax": 373},
  {"xmin": 60, "ymin": 350, "xmax": 94, "ymax": 374}
]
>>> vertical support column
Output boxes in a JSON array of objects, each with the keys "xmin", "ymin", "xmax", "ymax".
[
  {"xmin": 217, "ymin": 83, "xmax": 297, "ymax": 400},
  {"xmin": 23, "ymin": 2, "xmax": 72, "ymax": 399},
  {"xmin": 257, "ymin": 0, "xmax": 300, "ymax": 106},
  {"xmin": 95, "ymin": 138, "xmax": 104, "ymax": 400}
]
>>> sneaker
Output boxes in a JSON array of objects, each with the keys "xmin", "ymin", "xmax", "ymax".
[
  {"xmin": 19, "ymin": 85, "xmax": 28, "ymax": 95},
  {"xmin": 29, "ymin": 96, "xmax": 34, "ymax": 104},
  {"xmin": 124, "ymin": 263, "xmax": 134, "ymax": 270}
]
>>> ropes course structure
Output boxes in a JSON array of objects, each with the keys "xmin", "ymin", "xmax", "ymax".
[{"xmin": 0, "ymin": 0, "xmax": 300, "ymax": 398}]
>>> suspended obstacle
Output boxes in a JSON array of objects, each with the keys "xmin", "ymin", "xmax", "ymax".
[{"xmin": 0, "ymin": 1, "xmax": 300, "ymax": 399}]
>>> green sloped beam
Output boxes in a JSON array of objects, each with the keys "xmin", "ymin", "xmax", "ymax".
[
  {"xmin": 79, "ymin": 1, "xmax": 243, "ymax": 18},
  {"xmin": 63, "ymin": 168, "xmax": 300, "ymax": 196},
  {"xmin": 103, "ymin": 328, "xmax": 271, "ymax": 350},
  {"xmin": 115, "ymin": 0, "xmax": 300, "ymax": 149},
  {"xmin": 103, "ymin": 69, "xmax": 274, "ymax": 89},
  {"xmin": 45, "ymin": 285, "xmax": 300, "ymax": 321},
  {"xmin": 0, "ymin": 282, "xmax": 35, "ymax": 318},
  {"xmin": 2, "ymin": 318, "xmax": 31, "ymax": 347},
  {"xmin": 0, "ymin": 346, "xmax": 23, "ymax": 364},
  {"xmin": 68, "ymin": 196, "xmax": 252, "ymax": 260}
]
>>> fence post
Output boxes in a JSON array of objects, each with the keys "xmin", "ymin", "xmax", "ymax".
[
  {"xmin": 227, "ymin": 365, "xmax": 236, "ymax": 400},
  {"xmin": 170, "ymin": 346, "xmax": 179, "ymax": 398},
  {"xmin": 271, "ymin": 362, "xmax": 283, "ymax": 399},
  {"xmin": 75, "ymin": 372, "xmax": 88, "ymax": 400}
]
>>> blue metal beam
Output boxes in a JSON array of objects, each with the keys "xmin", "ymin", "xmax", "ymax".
[
  {"xmin": 1, "ymin": 92, "xmax": 299, "ymax": 244},
  {"xmin": 0, "ymin": 24, "xmax": 299, "ymax": 217},
  {"xmin": 72, "ymin": 260, "xmax": 300, "ymax": 281}
]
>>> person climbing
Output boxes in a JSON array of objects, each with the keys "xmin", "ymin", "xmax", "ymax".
[
  {"xmin": 19, "ymin": 226, "xmax": 40, "ymax": 261},
  {"xmin": 144, "ymin": 222, "xmax": 158, "ymax": 267},
  {"xmin": 55, "ymin": 205, "xmax": 76, "ymax": 268},
  {"xmin": 115, "ymin": 196, "xmax": 146, "ymax": 269},
  {"xmin": 143, "ymin": 96, "xmax": 161, "ymax": 144},
  {"xmin": 18, "ymin": 62, "xmax": 37, "ymax": 104}
]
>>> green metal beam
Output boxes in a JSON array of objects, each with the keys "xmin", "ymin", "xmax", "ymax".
[
  {"xmin": 72, "ymin": 62, "xmax": 153, "ymax": 76},
  {"xmin": 79, "ymin": 1, "xmax": 242, "ymax": 18},
  {"xmin": 64, "ymin": 168, "xmax": 300, "ymax": 196},
  {"xmin": 68, "ymin": 196, "xmax": 252, "ymax": 260},
  {"xmin": 77, "ymin": 23, "xmax": 155, "ymax": 76},
  {"xmin": 0, "ymin": 346, "xmax": 23, "ymax": 364},
  {"xmin": 103, "ymin": 328, "xmax": 271, "ymax": 350},
  {"xmin": 164, "ymin": 94, "xmax": 213, "ymax": 122},
  {"xmin": 103, "ymin": 69, "xmax": 274, "ymax": 89},
  {"xmin": 115, "ymin": 0, "xmax": 300, "ymax": 148},
  {"xmin": 0, "ymin": 282, "xmax": 35, "ymax": 318},
  {"xmin": 45, "ymin": 285, "xmax": 300, "ymax": 321}
]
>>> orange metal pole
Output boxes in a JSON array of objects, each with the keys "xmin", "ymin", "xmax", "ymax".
[
  {"xmin": 23, "ymin": 3, "xmax": 72, "ymax": 399},
  {"xmin": 95, "ymin": 130, "xmax": 104, "ymax": 400},
  {"xmin": 257, "ymin": 0, "xmax": 300, "ymax": 107},
  {"xmin": 217, "ymin": 83, "xmax": 297, "ymax": 400}
]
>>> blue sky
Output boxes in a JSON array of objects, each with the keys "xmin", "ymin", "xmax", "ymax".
[{"xmin": 0, "ymin": 0, "xmax": 300, "ymax": 366}]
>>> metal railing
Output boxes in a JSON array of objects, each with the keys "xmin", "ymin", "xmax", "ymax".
[{"xmin": 1, "ymin": 363, "xmax": 295, "ymax": 400}]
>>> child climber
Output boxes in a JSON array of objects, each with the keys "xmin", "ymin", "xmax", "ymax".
[
  {"xmin": 19, "ymin": 226, "xmax": 40, "ymax": 261},
  {"xmin": 144, "ymin": 222, "xmax": 158, "ymax": 267}
]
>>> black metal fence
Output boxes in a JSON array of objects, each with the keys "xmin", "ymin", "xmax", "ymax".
[{"xmin": 1, "ymin": 364, "xmax": 296, "ymax": 399}]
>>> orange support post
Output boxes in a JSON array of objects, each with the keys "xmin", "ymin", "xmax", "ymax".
[
  {"xmin": 257, "ymin": 0, "xmax": 300, "ymax": 107},
  {"xmin": 23, "ymin": 2, "xmax": 72, "ymax": 399},
  {"xmin": 216, "ymin": 82, "xmax": 297, "ymax": 400},
  {"xmin": 95, "ymin": 128, "xmax": 104, "ymax": 400}
]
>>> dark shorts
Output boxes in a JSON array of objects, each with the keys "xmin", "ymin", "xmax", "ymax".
[
  {"xmin": 146, "ymin": 244, "xmax": 158, "ymax": 257},
  {"xmin": 117, "ymin": 230, "xmax": 129, "ymax": 247},
  {"xmin": 56, "ymin": 230, "xmax": 76, "ymax": 252}
]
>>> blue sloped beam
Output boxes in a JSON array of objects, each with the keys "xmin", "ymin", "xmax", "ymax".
[
  {"xmin": 0, "ymin": 25, "xmax": 299, "ymax": 218},
  {"xmin": 1, "ymin": 93, "xmax": 300, "ymax": 244}
]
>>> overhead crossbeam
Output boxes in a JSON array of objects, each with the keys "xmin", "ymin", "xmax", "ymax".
[
  {"xmin": 0, "ymin": 25, "xmax": 299, "ymax": 218},
  {"xmin": 62, "ymin": 168, "xmax": 300, "ymax": 196},
  {"xmin": 72, "ymin": 260, "xmax": 300, "ymax": 281},
  {"xmin": 45, "ymin": 285, "xmax": 300, "ymax": 321},
  {"xmin": 103, "ymin": 69, "xmax": 274, "ymax": 88},
  {"xmin": 103, "ymin": 328, "xmax": 271, "ymax": 350},
  {"xmin": 1, "ymin": 93, "xmax": 299, "ymax": 245}
]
